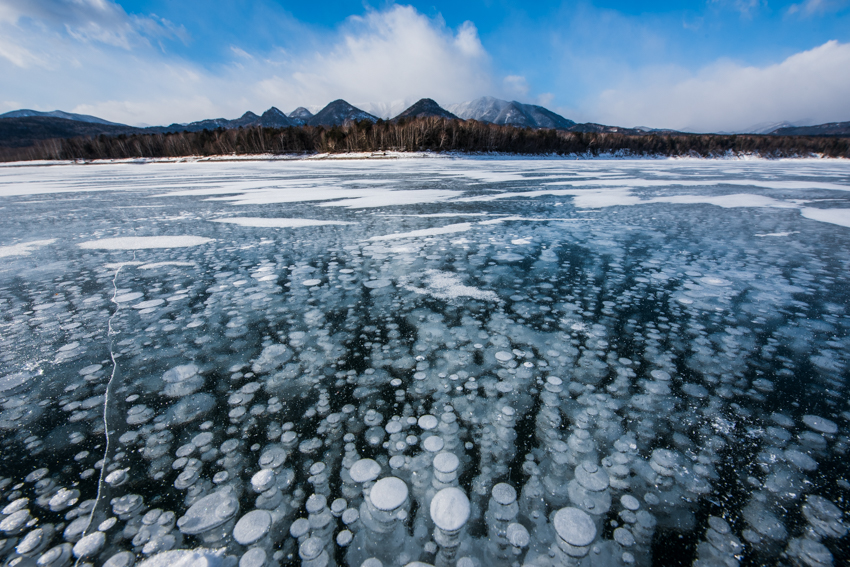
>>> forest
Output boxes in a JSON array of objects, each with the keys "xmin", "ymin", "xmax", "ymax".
[{"xmin": 2, "ymin": 117, "xmax": 848, "ymax": 161}]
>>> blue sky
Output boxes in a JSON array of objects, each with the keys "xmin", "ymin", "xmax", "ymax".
[{"xmin": 1, "ymin": 0, "xmax": 849, "ymax": 131}]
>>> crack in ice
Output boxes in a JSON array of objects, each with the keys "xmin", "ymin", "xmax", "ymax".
[{"xmin": 78, "ymin": 251, "xmax": 133, "ymax": 551}]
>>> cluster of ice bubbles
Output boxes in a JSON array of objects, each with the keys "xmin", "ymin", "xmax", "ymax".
[{"xmin": 1, "ymin": 186, "xmax": 849, "ymax": 566}]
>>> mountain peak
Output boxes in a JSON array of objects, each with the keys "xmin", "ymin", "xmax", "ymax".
[
  {"xmin": 288, "ymin": 107, "xmax": 314, "ymax": 125},
  {"xmin": 0, "ymin": 109, "xmax": 123, "ymax": 126},
  {"xmin": 446, "ymin": 97, "xmax": 574, "ymax": 129},
  {"xmin": 307, "ymin": 100, "xmax": 378, "ymax": 127},
  {"xmin": 392, "ymin": 98, "xmax": 458, "ymax": 121}
]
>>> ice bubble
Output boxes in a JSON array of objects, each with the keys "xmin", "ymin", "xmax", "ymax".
[
  {"xmin": 771, "ymin": 413, "xmax": 795, "ymax": 428},
  {"xmin": 298, "ymin": 537, "xmax": 324, "ymax": 561},
  {"xmin": 127, "ymin": 405, "xmax": 154, "ymax": 425},
  {"xmin": 38, "ymin": 544, "xmax": 73, "ymax": 567},
  {"xmin": 251, "ymin": 345, "xmax": 292, "ymax": 374},
  {"xmin": 0, "ymin": 372, "xmax": 34, "ymax": 393},
  {"xmin": 430, "ymin": 487, "xmax": 470, "ymax": 532},
  {"xmin": 162, "ymin": 364, "xmax": 202, "ymax": 397},
  {"xmin": 801, "ymin": 415, "xmax": 838, "ymax": 435},
  {"xmin": 177, "ymin": 490, "xmax": 239, "ymax": 535},
  {"xmin": 423, "ymin": 436, "xmax": 444, "ymax": 453},
  {"xmin": 681, "ymin": 383, "xmax": 708, "ymax": 398},
  {"xmin": 370, "ymin": 477, "xmax": 409, "ymax": 511},
  {"xmin": 1, "ymin": 509, "xmax": 32, "ymax": 533},
  {"xmin": 17, "ymin": 527, "xmax": 48, "ymax": 554},
  {"xmin": 506, "ymin": 523, "xmax": 529, "ymax": 548},
  {"xmin": 575, "ymin": 461, "xmax": 609, "ymax": 492},
  {"xmin": 620, "ymin": 495, "xmax": 640, "ymax": 511},
  {"xmin": 289, "ymin": 518, "xmax": 309, "ymax": 540},
  {"xmin": 433, "ymin": 453, "xmax": 460, "ymax": 475},
  {"xmin": 491, "ymin": 483, "xmax": 517, "ymax": 506},
  {"xmin": 495, "ymin": 351, "xmax": 514, "ymax": 363},
  {"xmin": 785, "ymin": 537, "xmax": 832, "ymax": 567},
  {"xmin": 418, "ymin": 415, "xmax": 438, "ymax": 430},
  {"xmin": 613, "ymin": 527, "xmax": 635, "ymax": 547},
  {"xmin": 3, "ymin": 498, "xmax": 29, "ymax": 515},
  {"xmin": 72, "ymin": 531, "xmax": 105, "ymax": 558},
  {"xmin": 350, "ymin": 459, "xmax": 382, "ymax": 484},
  {"xmin": 649, "ymin": 370, "xmax": 671, "ymax": 381},
  {"xmin": 134, "ymin": 299, "xmax": 165, "ymax": 310},
  {"xmin": 742, "ymin": 502, "xmax": 787, "ymax": 541},
  {"xmin": 136, "ymin": 548, "xmax": 225, "ymax": 567},
  {"xmin": 363, "ymin": 279, "xmax": 392, "ymax": 289},
  {"xmin": 784, "ymin": 449, "xmax": 818, "ymax": 471},
  {"xmin": 232, "ymin": 510, "xmax": 271, "ymax": 546},
  {"xmin": 553, "ymin": 507, "xmax": 597, "ymax": 547},
  {"xmin": 105, "ymin": 469, "xmax": 128, "ymax": 486},
  {"xmin": 301, "ymin": 279, "xmax": 322, "ymax": 287},
  {"xmin": 166, "ymin": 393, "xmax": 215, "ymax": 425},
  {"xmin": 336, "ymin": 530, "xmax": 353, "ymax": 547},
  {"xmin": 802, "ymin": 495, "xmax": 846, "ymax": 539},
  {"xmin": 251, "ymin": 470, "xmax": 275, "ymax": 493},
  {"xmin": 239, "ymin": 548, "xmax": 266, "ymax": 567}
]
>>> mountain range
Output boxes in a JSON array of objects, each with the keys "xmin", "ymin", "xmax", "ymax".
[{"xmin": 1, "ymin": 97, "xmax": 847, "ymax": 149}]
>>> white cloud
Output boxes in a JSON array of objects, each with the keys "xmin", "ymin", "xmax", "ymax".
[
  {"xmin": 0, "ymin": 3, "xmax": 495, "ymax": 124},
  {"xmin": 0, "ymin": 0, "xmax": 185, "ymax": 49},
  {"xmin": 788, "ymin": 0, "xmax": 850, "ymax": 16},
  {"xmin": 590, "ymin": 40, "xmax": 850, "ymax": 132},
  {"xmin": 709, "ymin": 0, "xmax": 767, "ymax": 17},
  {"xmin": 503, "ymin": 75, "xmax": 530, "ymax": 98},
  {"xmin": 256, "ymin": 6, "xmax": 493, "ymax": 116}
]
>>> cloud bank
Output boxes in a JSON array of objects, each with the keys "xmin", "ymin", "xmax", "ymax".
[
  {"xmin": 0, "ymin": 2, "xmax": 495, "ymax": 125},
  {"xmin": 591, "ymin": 40, "xmax": 850, "ymax": 132}
]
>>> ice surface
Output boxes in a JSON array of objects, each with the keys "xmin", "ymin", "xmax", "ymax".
[{"xmin": 0, "ymin": 157, "xmax": 849, "ymax": 567}]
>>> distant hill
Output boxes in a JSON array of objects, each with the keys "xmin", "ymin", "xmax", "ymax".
[
  {"xmin": 446, "ymin": 96, "xmax": 575, "ymax": 129},
  {"xmin": 0, "ymin": 116, "xmax": 140, "ymax": 148},
  {"xmin": 0, "ymin": 109, "xmax": 122, "ymax": 126},
  {"xmin": 155, "ymin": 107, "xmax": 294, "ymax": 133},
  {"xmin": 288, "ymin": 107, "xmax": 314, "ymax": 126},
  {"xmin": 392, "ymin": 98, "xmax": 458, "ymax": 121},
  {"xmin": 770, "ymin": 121, "xmax": 850, "ymax": 136},
  {"xmin": 566, "ymin": 123, "xmax": 680, "ymax": 135},
  {"xmin": 307, "ymin": 100, "xmax": 378, "ymax": 127}
]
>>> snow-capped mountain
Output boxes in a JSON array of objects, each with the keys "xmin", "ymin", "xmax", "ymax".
[
  {"xmin": 0, "ymin": 109, "xmax": 122, "ymax": 126},
  {"xmin": 156, "ymin": 108, "xmax": 294, "ymax": 133},
  {"xmin": 446, "ymin": 97, "xmax": 575, "ymax": 129},
  {"xmin": 392, "ymin": 99, "xmax": 458, "ymax": 121},
  {"xmin": 288, "ymin": 107, "xmax": 314, "ymax": 126},
  {"xmin": 257, "ymin": 107, "xmax": 294, "ymax": 128},
  {"xmin": 307, "ymin": 100, "xmax": 378, "ymax": 127},
  {"xmin": 770, "ymin": 121, "xmax": 850, "ymax": 136}
]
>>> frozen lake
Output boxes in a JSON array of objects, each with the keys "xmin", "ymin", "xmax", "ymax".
[{"xmin": 0, "ymin": 156, "xmax": 848, "ymax": 567}]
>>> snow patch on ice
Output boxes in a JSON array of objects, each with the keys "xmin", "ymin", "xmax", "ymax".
[
  {"xmin": 139, "ymin": 261, "xmax": 197, "ymax": 269},
  {"xmin": 0, "ymin": 239, "xmax": 56, "ymax": 258},
  {"xmin": 800, "ymin": 208, "xmax": 850, "ymax": 228},
  {"xmin": 369, "ymin": 223, "xmax": 472, "ymax": 241},
  {"xmin": 755, "ymin": 231, "xmax": 799, "ymax": 237},
  {"xmin": 212, "ymin": 217, "xmax": 354, "ymax": 228},
  {"xmin": 79, "ymin": 236, "xmax": 214, "ymax": 249},
  {"xmin": 402, "ymin": 270, "xmax": 499, "ymax": 302}
]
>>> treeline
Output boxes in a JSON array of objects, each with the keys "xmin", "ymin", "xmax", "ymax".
[{"xmin": 2, "ymin": 117, "xmax": 849, "ymax": 161}]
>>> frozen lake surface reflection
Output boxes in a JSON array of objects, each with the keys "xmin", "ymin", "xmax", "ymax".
[{"xmin": 0, "ymin": 157, "xmax": 848, "ymax": 567}]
